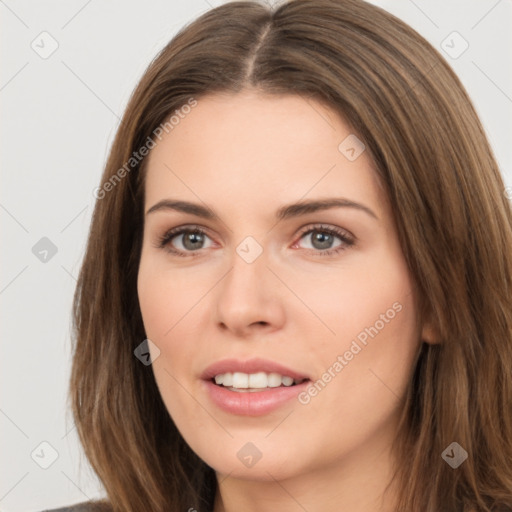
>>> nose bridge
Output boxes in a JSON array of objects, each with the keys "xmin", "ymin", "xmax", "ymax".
[
  {"xmin": 223, "ymin": 235, "xmax": 271, "ymax": 300},
  {"xmin": 214, "ymin": 234, "xmax": 284, "ymax": 332}
]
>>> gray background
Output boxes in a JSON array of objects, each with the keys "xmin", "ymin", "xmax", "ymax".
[{"xmin": 1, "ymin": 1, "xmax": 511, "ymax": 510}]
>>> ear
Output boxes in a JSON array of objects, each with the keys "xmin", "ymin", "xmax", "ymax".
[{"xmin": 421, "ymin": 321, "xmax": 440, "ymax": 345}]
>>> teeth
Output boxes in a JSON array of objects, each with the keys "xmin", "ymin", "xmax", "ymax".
[
  {"xmin": 267, "ymin": 373, "xmax": 282, "ymax": 387},
  {"xmin": 222, "ymin": 373, "xmax": 233, "ymax": 387},
  {"xmin": 282, "ymin": 376, "xmax": 294, "ymax": 386},
  {"xmin": 212, "ymin": 372, "xmax": 304, "ymax": 389},
  {"xmin": 233, "ymin": 372, "xmax": 248, "ymax": 388},
  {"xmin": 249, "ymin": 372, "xmax": 267, "ymax": 388}
]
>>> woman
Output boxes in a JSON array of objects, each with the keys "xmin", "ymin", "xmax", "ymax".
[{"xmin": 51, "ymin": 0, "xmax": 512, "ymax": 510}]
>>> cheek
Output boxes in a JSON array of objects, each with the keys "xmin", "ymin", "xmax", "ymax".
[
  {"xmin": 137, "ymin": 259, "xmax": 198, "ymax": 414},
  {"xmin": 137, "ymin": 254, "xmax": 216, "ymax": 386},
  {"xmin": 299, "ymin": 254, "xmax": 419, "ymax": 421},
  {"xmin": 297, "ymin": 246, "xmax": 417, "ymax": 353},
  {"xmin": 298, "ymin": 242, "xmax": 419, "ymax": 402},
  {"xmin": 137, "ymin": 253, "xmax": 203, "ymax": 339}
]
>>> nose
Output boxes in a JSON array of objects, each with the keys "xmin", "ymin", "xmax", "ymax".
[{"xmin": 214, "ymin": 244, "xmax": 286, "ymax": 338}]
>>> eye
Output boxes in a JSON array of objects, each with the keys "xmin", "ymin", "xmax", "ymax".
[
  {"xmin": 154, "ymin": 223, "xmax": 355, "ymax": 258},
  {"xmin": 293, "ymin": 224, "xmax": 355, "ymax": 256},
  {"xmin": 155, "ymin": 225, "xmax": 214, "ymax": 256}
]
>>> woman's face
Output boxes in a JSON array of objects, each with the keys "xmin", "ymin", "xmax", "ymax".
[{"xmin": 137, "ymin": 90, "xmax": 426, "ymax": 482}]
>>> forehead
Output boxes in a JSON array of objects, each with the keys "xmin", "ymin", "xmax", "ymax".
[{"xmin": 143, "ymin": 91, "xmax": 385, "ymax": 219}]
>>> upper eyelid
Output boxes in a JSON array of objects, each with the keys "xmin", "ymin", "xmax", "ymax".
[{"xmin": 297, "ymin": 224, "xmax": 353, "ymax": 238}]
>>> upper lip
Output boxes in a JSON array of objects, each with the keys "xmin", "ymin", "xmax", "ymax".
[{"xmin": 201, "ymin": 358, "xmax": 310, "ymax": 381}]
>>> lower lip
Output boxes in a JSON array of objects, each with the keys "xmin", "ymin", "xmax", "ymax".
[{"xmin": 203, "ymin": 379, "xmax": 310, "ymax": 416}]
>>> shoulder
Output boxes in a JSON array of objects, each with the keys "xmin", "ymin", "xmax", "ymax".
[{"xmin": 41, "ymin": 501, "xmax": 111, "ymax": 512}]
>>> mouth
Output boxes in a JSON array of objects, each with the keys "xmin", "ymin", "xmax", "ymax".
[
  {"xmin": 211, "ymin": 371, "xmax": 309, "ymax": 392},
  {"xmin": 201, "ymin": 358, "xmax": 311, "ymax": 415}
]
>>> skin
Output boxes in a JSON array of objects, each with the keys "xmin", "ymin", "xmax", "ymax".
[{"xmin": 137, "ymin": 90, "xmax": 436, "ymax": 512}]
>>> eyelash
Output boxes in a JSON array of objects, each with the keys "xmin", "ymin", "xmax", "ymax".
[{"xmin": 154, "ymin": 224, "xmax": 355, "ymax": 258}]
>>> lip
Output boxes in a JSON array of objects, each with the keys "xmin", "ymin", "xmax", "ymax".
[
  {"xmin": 201, "ymin": 358, "xmax": 311, "ymax": 416},
  {"xmin": 203, "ymin": 379, "xmax": 310, "ymax": 416}
]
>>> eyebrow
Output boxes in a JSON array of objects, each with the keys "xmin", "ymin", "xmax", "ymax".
[{"xmin": 146, "ymin": 197, "xmax": 378, "ymax": 221}]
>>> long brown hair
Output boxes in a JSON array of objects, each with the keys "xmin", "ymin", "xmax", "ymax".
[{"xmin": 69, "ymin": 0, "xmax": 512, "ymax": 510}]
